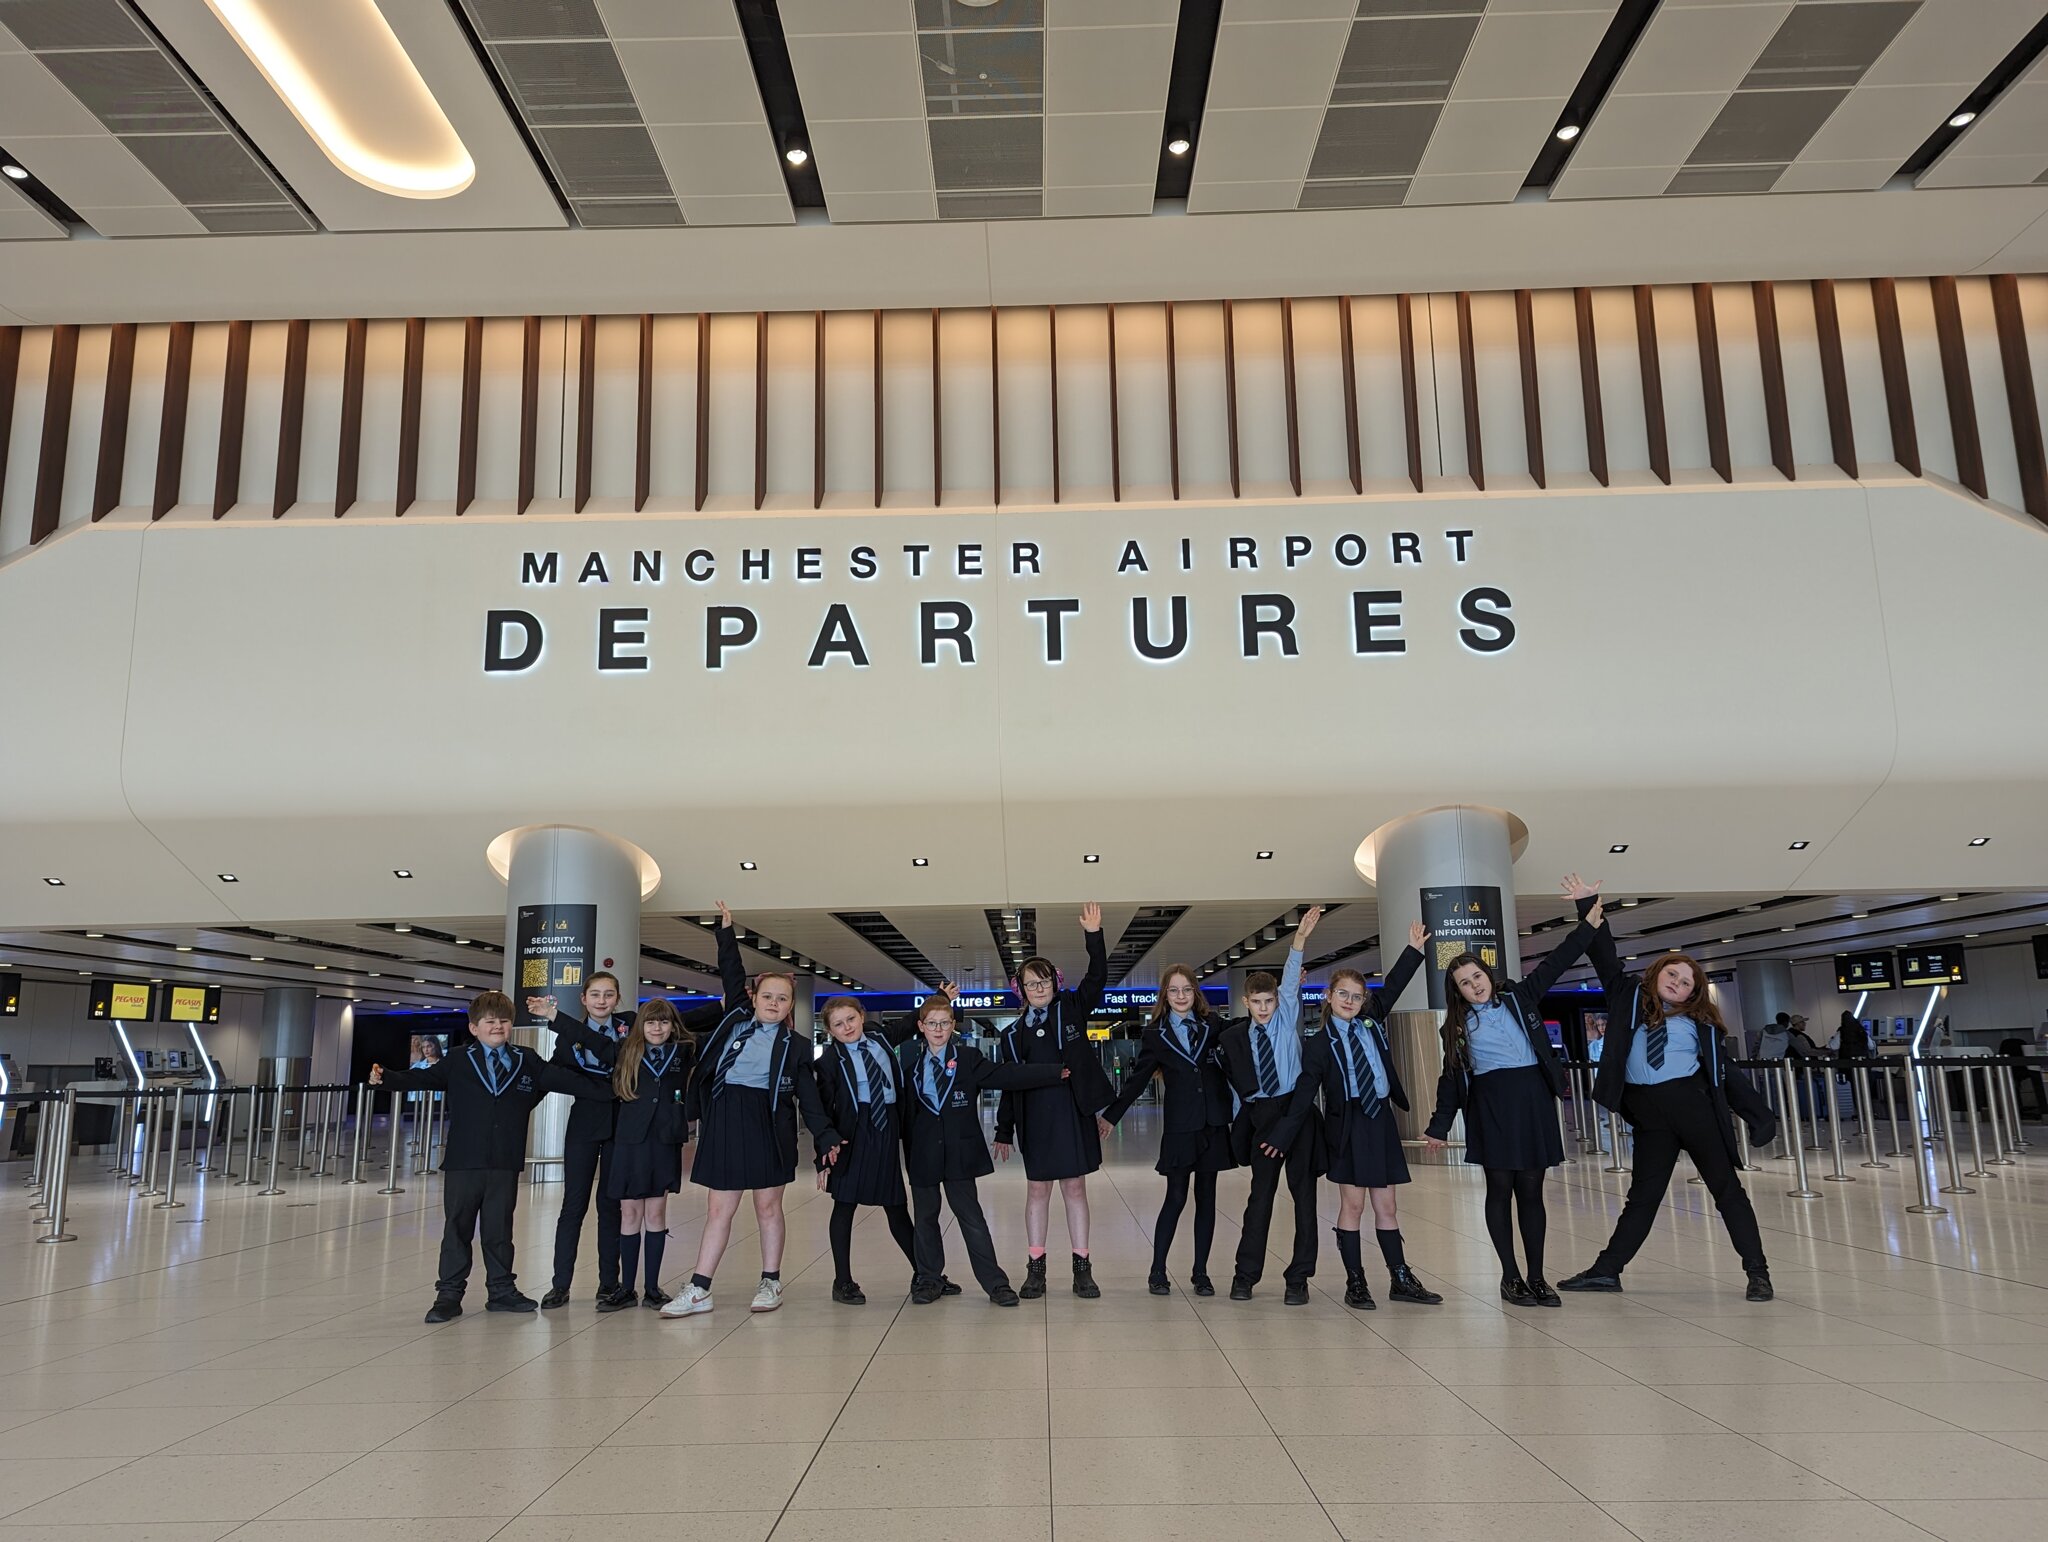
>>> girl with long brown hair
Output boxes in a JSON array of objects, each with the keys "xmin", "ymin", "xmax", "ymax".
[
  {"xmin": 1099, "ymin": 962, "xmax": 1237, "ymax": 1295},
  {"xmin": 1559, "ymin": 925, "xmax": 1780, "ymax": 1302}
]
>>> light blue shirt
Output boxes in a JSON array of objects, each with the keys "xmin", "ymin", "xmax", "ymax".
[
  {"xmin": 848, "ymin": 1037, "xmax": 894, "ymax": 1105},
  {"xmin": 1626, "ymin": 1012, "xmax": 1701, "ymax": 1086},
  {"xmin": 1326, "ymin": 1013, "xmax": 1390, "ymax": 1100},
  {"xmin": 1467, "ymin": 999, "xmax": 1538, "ymax": 1076},
  {"xmin": 1250, "ymin": 949, "xmax": 1306, "ymax": 1098},
  {"xmin": 724, "ymin": 1019, "xmax": 779, "ymax": 1091},
  {"xmin": 1166, "ymin": 1012, "xmax": 1199, "ymax": 1059}
]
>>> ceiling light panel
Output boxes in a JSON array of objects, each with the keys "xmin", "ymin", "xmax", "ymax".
[
  {"xmin": 0, "ymin": 0, "xmax": 308, "ymax": 237},
  {"xmin": 1192, "ymin": 2, "xmax": 1619, "ymax": 216}
]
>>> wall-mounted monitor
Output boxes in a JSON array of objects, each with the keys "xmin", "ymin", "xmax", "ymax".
[
  {"xmin": 160, "ymin": 984, "xmax": 222, "ymax": 1023},
  {"xmin": 1834, "ymin": 951, "xmax": 1896, "ymax": 993},
  {"xmin": 1897, "ymin": 945, "xmax": 1967, "ymax": 989},
  {"xmin": 0, "ymin": 971, "xmax": 17, "ymax": 1016},
  {"xmin": 88, "ymin": 978, "xmax": 155, "ymax": 1020}
]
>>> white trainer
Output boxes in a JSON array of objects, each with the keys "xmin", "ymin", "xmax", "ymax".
[
  {"xmin": 750, "ymin": 1277, "xmax": 784, "ymax": 1313},
  {"xmin": 660, "ymin": 1284, "xmax": 712, "ymax": 1318}
]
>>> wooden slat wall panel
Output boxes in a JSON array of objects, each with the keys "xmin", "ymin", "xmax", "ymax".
[
  {"xmin": 1514, "ymin": 289, "xmax": 1544, "ymax": 489},
  {"xmin": 1633, "ymin": 285, "xmax": 1670, "ymax": 485},
  {"xmin": 1990, "ymin": 274, "xmax": 2046, "ymax": 523},
  {"xmin": 573, "ymin": 314, "xmax": 596, "ymax": 512},
  {"xmin": 212, "ymin": 319, "xmax": 251, "ymax": 519},
  {"xmin": 1281, "ymin": 297, "xmax": 1302, "ymax": 496},
  {"xmin": 1692, "ymin": 284, "xmax": 1731, "ymax": 482},
  {"xmin": 1050, "ymin": 306, "xmax": 1062, "ymax": 504},
  {"xmin": 154, "ymin": 320, "xmax": 195, "ymax": 520},
  {"xmin": 29, "ymin": 323, "xmax": 77, "ymax": 543},
  {"xmin": 332, "ymin": 317, "xmax": 366, "ymax": 518},
  {"xmin": 1870, "ymin": 278, "xmax": 1920, "ymax": 475},
  {"xmin": 94, "ymin": 322, "xmax": 136, "ymax": 520},
  {"xmin": 1930, "ymin": 275, "xmax": 1987, "ymax": 499},
  {"xmin": 455, "ymin": 317, "xmax": 481, "ymax": 515},
  {"xmin": 870, "ymin": 309, "xmax": 883, "ymax": 510},
  {"xmin": 989, "ymin": 308, "xmax": 1001, "ymax": 507},
  {"xmin": 814, "ymin": 311, "xmax": 827, "ymax": 510},
  {"xmin": 1340, "ymin": 295, "xmax": 1362, "ymax": 494},
  {"xmin": 0, "ymin": 327, "xmax": 17, "ymax": 502},
  {"xmin": 1108, "ymin": 303, "xmax": 1123, "ymax": 502},
  {"xmin": 755, "ymin": 311, "xmax": 769, "ymax": 511},
  {"xmin": 516, "ymin": 316, "xmax": 541, "ymax": 514},
  {"xmin": 1456, "ymin": 291, "xmax": 1484, "ymax": 491},
  {"xmin": 930, "ymin": 308, "xmax": 942, "ymax": 506},
  {"xmin": 1165, "ymin": 299, "xmax": 1180, "ymax": 500},
  {"xmin": 394, "ymin": 316, "xmax": 425, "ymax": 517},
  {"xmin": 1752, "ymin": 281, "xmax": 1795, "ymax": 480},
  {"xmin": 273, "ymin": 318, "xmax": 309, "ymax": 518},
  {"xmin": 697, "ymin": 312, "xmax": 713, "ymax": 513},
  {"xmin": 1573, "ymin": 289, "xmax": 1608, "ymax": 487},
  {"xmin": 634, "ymin": 313, "xmax": 653, "ymax": 512},
  {"xmin": 1222, "ymin": 298, "xmax": 1241, "ymax": 498},
  {"xmin": 1397, "ymin": 293, "xmax": 1424, "ymax": 493},
  {"xmin": 1810, "ymin": 280, "xmax": 1858, "ymax": 480}
]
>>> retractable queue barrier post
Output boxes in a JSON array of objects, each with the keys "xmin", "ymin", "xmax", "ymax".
[
  {"xmin": 1960, "ymin": 1061, "xmax": 1991, "ymax": 1179},
  {"xmin": 1777, "ymin": 1064, "xmax": 1821, "ymax": 1199},
  {"xmin": 1823, "ymin": 1068, "xmax": 1854, "ymax": 1183},
  {"xmin": 1804, "ymin": 1065, "xmax": 1826, "ymax": 1149},
  {"xmin": 2008, "ymin": 1063, "xmax": 2032, "ymax": 1149},
  {"xmin": 28, "ymin": 1091, "xmax": 52, "ymax": 1196},
  {"xmin": 153, "ymin": 1089, "xmax": 187, "ymax": 1209},
  {"xmin": 1732, "ymin": 1063, "xmax": 1763, "ymax": 1171},
  {"xmin": 1855, "ymin": 1065, "xmax": 1891, "ymax": 1169},
  {"xmin": 1603, "ymin": 1107, "xmax": 1627, "ymax": 1173},
  {"xmin": 327, "ymin": 1086, "xmax": 347, "ymax": 1174},
  {"xmin": 344, "ymin": 1084, "xmax": 369, "ymax": 1184},
  {"xmin": 1555, "ymin": 1091, "xmax": 1574, "ymax": 1164},
  {"xmin": 138, "ymin": 1094, "xmax": 163, "ymax": 1197},
  {"xmin": 1882, "ymin": 1060, "xmax": 1907, "ymax": 1157},
  {"xmin": 1902, "ymin": 1056, "xmax": 1949, "ymax": 1215},
  {"xmin": 107, "ymin": 1094, "xmax": 130, "ymax": 1174},
  {"xmin": 1930, "ymin": 1063, "xmax": 1974, "ymax": 1197},
  {"xmin": 257, "ymin": 1086, "xmax": 286, "ymax": 1196},
  {"xmin": 377, "ymin": 1088, "xmax": 406, "ymax": 1195},
  {"xmin": 309, "ymin": 1089, "xmax": 329, "ymax": 1177},
  {"xmin": 35, "ymin": 1090, "xmax": 77, "ymax": 1244},
  {"xmin": 431, "ymin": 1091, "xmax": 447, "ymax": 1172},
  {"xmin": 236, "ymin": 1087, "xmax": 263, "ymax": 1186},
  {"xmin": 292, "ymin": 1088, "xmax": 313, "ymax": 1171}
]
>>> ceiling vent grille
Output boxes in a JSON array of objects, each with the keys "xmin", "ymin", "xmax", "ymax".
[
  {"xmin": 832, "ymin": 913, "xmax": 945, "ymax": 989},
  {"xmin": 1102, "ymin": 906, "xmax": 1190, "ymax": 987},
  {"xmin": 1302, "ymin": 6, "xmax": 1481, "ymax": 210}
]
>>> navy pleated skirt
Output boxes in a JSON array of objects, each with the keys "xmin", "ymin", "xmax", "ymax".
[
  {"xmin": 826, "ymin": 1108, "xmax": 908, "ymax": 1208},
  {"xmin": 1325, "ymin": 1102, "xmax": 1410, "ymax": 1188},
  {"xmin": 1463, "ymin": 1064, "xmax": 1565, "ymax": 1171},
  {"xmin": 609, "ymin": 1138, "xmax": 682, "ymax": 1199},
  {"xmin": 690, "ymin": 1085, "xmax": 789, "ymax": 1192},
  {"xmin": 1014, "ymin": 1083, "xmax": 1100, "ymax": 1181},
  {"xmin": 1156, "ymin": 1123, "xmax": 1238, "ymax": 1177}
]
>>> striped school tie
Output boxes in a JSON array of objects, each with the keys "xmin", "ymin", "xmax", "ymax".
[
  {"xmin": 712, "ymin": 1023, "xmax": 757, "ymax": 1098},
  {"xmin": 1252, "ymin": 1027, "xmax": 1279, "ymax": 1097},
  {"xmin": 1647, "ymin": 1022, "xmax": 1668, "ymax": 1070},
  {"xmin": 1341, "ymin": 1023, "xmax": 1380, "ymax": 1120}
]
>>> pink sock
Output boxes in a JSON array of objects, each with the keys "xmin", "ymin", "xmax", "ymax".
[{"xmin": 1028, "ymin": 1245, "xmax": 1047, "ymax": 1260}]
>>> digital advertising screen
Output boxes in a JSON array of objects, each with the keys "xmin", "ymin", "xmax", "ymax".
[
  {"xmin": 161, "ymin": 984, "xmax": 222, "ymax": 1023},
  {"xmin": 89, "ymin": 979, "xmax": 155, "ymax": 1020},
  {"xmin": 1834, "ymin": 951, "xmax": 1896, "ymax": 993}
]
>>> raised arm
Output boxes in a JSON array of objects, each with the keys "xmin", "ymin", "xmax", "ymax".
[
  {"xmin": 1272, "ymin": 945, "xmax": 1308, "ymax": 1040},
  {"xmin": 1069, "ymin": 904, "xmax": 1108, "ymax": 1016},
  {"xmin": 1368, "ymin": 920, "xmax": 1431, "ymax": 1019},
  {"xmin": 713, "ymin": 901, "xmax": 748, "ymax": 1013},
  {"xmin": 1520, "ymin": 914, "xmax": 1600, "ymax": 1005}
]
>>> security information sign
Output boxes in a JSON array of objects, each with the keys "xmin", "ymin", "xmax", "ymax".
[
  {"xmin": 514, "ymin": 904, "xmax": 597, "ymax": 1027},
  {"xmin": 1420, "ymin": 886, "xmax": 1507, "ymax": 1009}
]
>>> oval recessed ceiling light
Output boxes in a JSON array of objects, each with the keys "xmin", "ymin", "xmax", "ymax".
[
  {"xmin": 1166, "ymin": 134, "xmax": 1191, "ymax": 156},
  {"xmin": 1083, "ymin": 853, "xmax": 1101, "ymax": 864},
  {"xmin": 740, "ymin": 860, "xmax": 758, "ymax": 871},
  {"xmin": 1256, "ymin": 850, "xmax": 1274, "ymax": 860},
  {"xmin": 203, "ymin": 0, "xmax": 475, "ymax": 199},
  {"xmin": 1554, "ymin": 123, "xmax": 1581, "ymax": 142},
  {"xmin": 912, "ymin": 857, "xmax": 929, "ymax": 867},
  {"xmin": 1, "ymin": 163, "xmax": 26, "ymax": 180},
  {"xmin": 1949, "ymin": 110, "xmax": 1977, "ymax": 128},
  {"xmin": 784, "ymin": 144, "xmax": 810, "ymax": 167}
]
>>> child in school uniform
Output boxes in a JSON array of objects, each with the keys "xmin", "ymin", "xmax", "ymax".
[
  {"xmin": 1300, "ymin": 921, "xmax": 1435, "ymax": 1309},
  {"xmin": 813, "ymin": 995, "xmax": 922, "ymax": 1305},
  {"xmin": 661, "ymin": 903, "xmax": 841, "ymax": 1319},
  {"xmin": 372, "ymin": 991, "xmax": 611, "ymax": 1323},
  {"xmin": 990, "ymin": 903, "xmax": 1115, "ymax": 1298},
  {"xmin": 1219, "ymin": 905, "xmax": 1326, "ymax": 1304},
  {"xmin": 1100, "ymin": 963, "xmax": 1237, "ymax": 1296},
  {"xmin": 542, "ymin": 996, "xmax": 701, "ymax": 1311},
  {"xmin": 901, "ymin": 985, "xmax": 1068, "ymax": 1306}
]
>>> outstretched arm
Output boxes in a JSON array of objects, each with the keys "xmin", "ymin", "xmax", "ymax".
[
  {"xmin": 713, "ymin": 902, "xmax": 748, "ymax": 1013},
  {"xmin": 1070, "ymin": 904, "xmax": 1108, "ymax": 1016},
  {"xmin": 1368, "ymin": 920, "xmax": 1431, "ymax": 1018}
]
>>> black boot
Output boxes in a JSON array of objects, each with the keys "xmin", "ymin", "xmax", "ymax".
[
  {"xmin": 1343, "ymin": 1270, "xmax": 1376, "ymax": 1310},
  {"xmin": 1072, "ymin": 1254, "xmax": 1101, "ymax": 1299},
  {"xmin": 1388, "ymin": 1265, "xmax": 1442, "ymax": 1305},
  {"xmin": 1019, "ymin": 1255, "xmax": 1048, "ymax": 1300}
]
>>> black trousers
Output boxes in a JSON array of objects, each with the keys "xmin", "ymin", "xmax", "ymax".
[
  {"xmin": 552, "ymin": 1136, "xmax": 620, "ymax": 1292},
  {"xmin": 1234, "ymin": 1099, "xmax": 1319, "ymax": 1287},
  {"xmin": 911, "ymin": 1179, "xmax": 1009, "ymax": 1295},
  {"xmin": 438, "ymin": 1168, "xmax": 520, "ymax": 1301},
  {"xmin": 1592, "ymin": 1080, "xmax": 1768, "ymax": 1275}
]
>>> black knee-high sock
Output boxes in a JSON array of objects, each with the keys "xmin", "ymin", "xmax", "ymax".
[
  {"xmin": 1483, "ymin": 1167, "xmax": 1520, "ymax": 1277},
  {"xmin": 643, "ymin": 1229, "xmax": 667, "ymax": 1290},
  {"xmin": 883, "ymin": 1203, "xmax": 917, "ymax": 1267},
  {"xmin": 618, "ymin": 1232, "xmax": 642, "ymax": 1289},
  {"xmin": 1191, "ymin": 1169, "xmax": 1218, "ymax": 1274},
  {"xmin": 1333, "ymin": 1226, "xmax": 1364, "ymax": 1276},
  {"xmin": 829, "ymin": 1201, "xmax": 857, "ymax": 1283},
  {"xmin": 1152, "ymin": 1172, "xmax": 1191, "ymax": 1273},
  {"xmin": 1376, "ymin": 1226, "xmax": 1407, "ymax": 1272},
  {"xmin": 1513, "ymin": 1169, "xmax": 1548, "ymax": 1279}
]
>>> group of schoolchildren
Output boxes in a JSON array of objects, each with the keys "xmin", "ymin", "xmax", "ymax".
[{"xmin": 374, "ymin": 876, "xmax": 1784, "ymax": 1325}]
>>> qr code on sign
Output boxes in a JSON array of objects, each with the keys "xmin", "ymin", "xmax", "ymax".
[{"xmin": 521, "ymin": 959, "xmax": 549, "ymax": 989}]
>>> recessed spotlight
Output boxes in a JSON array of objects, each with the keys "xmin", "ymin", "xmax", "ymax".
[
  {"xmin": 1851, "ymin": 912, "xmax": 1868, "ymax": 920},
  {"xmin": 249, "ymin": 955, "xmax": 265, "ymax": 962},
  {"xmin": 394, "ymin": 924, "xmax": 412, "ymax": 933},
  {"xmin": 1619, "ymin": 900, "xmax": 1638, "ymax": 908},
  {"xmin": 1166, "ymin": 134, "xmax": 1191, "ymax": 156},
  {"xmin": 912, "ymin": 857, "xmax": 929, "ymax": 867},
  {"xmin": 1554, "ymin": 122, "xmax": 1581, "ymax": 142},
  {"xmin": 1256, "ymin": 850, "xmax": 1274, "ymax": 860},
  {"xmin": 1780, "ymin": 926, "xmax": 1796, "ymax": 932},
  {"xmin": 1608, "ymin": 844, "xmax": 1628, "ymax": 854},
  {"xmin": 1, "ymin": 164, "xmax": 26, "ymax": 180},
  {"xmin": 454, "ymin": 937, "xmax": 470, "ymax": 945},
  {"xmin": 86, "ymin": 932, "xmax": 104, "ymax": 939},
  {"xmin": 42, "ymin": 877, "xmax": 64, "ymax": 886},
  {"xmin": 1083, "ymin": 853, "xmax": 1101, "ymax": 864},
  {"xmin": 1719, "ymin": 937, "xmax": 1735, "ymax": 945},
  {"xmin": 1968, "ymin": 837, "xmax": 1989, "ymax": 847},
  {"xmin": 393, "ymin": 869, "xmax": 413, "ymax": 878},
  {"xmin": 1788, "ymin": 841, "xmax": 1809, "ymax": 851},
  {"xmin": 1965, "ymin": 932, "xmax": 1979, "ymax": 939},
  {"xmin": 218, "ymin": 872, "xmax": 239, "ymax": 882},
  {"xmin": 784, "ymin": 144, "xmax": 809, "ymax": 167},
  {"xmin": 176, "ymin": 945, "xmax": 193, "ymax": 953},
  {"xmin": 740, "ymin": 860, "xmax": 758, "ymax": 871},
  {"xmin": 77, "ymin": 970, "xmax": 90, "ymax": 976},
  {"xmin": 413, "ymin": 978, "xmax": 426, "ymax": 985},
  {"xmin": 313, "ymin": 964, "xmax": 327, "ymax": 971},
  {"xmin": 1940, "ymin": 894, "xmax": 1959, "ymax": 903},
  {"xmin": 368, "ymin": 971, "xmax": 381, "ymax": 977},
  {"xmin": 1949, "ymin": 110, "xmax": 1977, "ymax": 128}
]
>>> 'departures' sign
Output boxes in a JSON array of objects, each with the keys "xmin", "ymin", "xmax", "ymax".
[{"xmin": 478, "ymin": 522, "xmax": 1516, "ymax": 677}]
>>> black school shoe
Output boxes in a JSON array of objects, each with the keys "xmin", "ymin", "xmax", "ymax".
[
  {"xmin": 1557, "ymin": 1269, "xmax": 1623, "ymax": 1293},
  {"xmin": 539, "ymin": 1286, "xmax": 571, "ymax": 1311},
  {"xmin": 911, "ymin": 1277, "xmax": 944, "ymax": 1305},
  {"xmin": 1343, "ymin": 1272, "xmax": 1376, "ymax": 1310},
  {"xmin": 641, "ymin": 1286, "xmax": 673, "ymax": 1310},
  {"xmin": 1525, "ymin": 1277, "xmax": 1563, "ymax": 1308},
  {"xmin": 832, "ymin": 1280, "xmax": 868, "ymax": 1306},
  {"xmin": 1388, "ymin": 1267, "xmax": 1442, "ymax": 1305},
  {"xmin": 1229, "ymin": 1276, "xmax": 1255, "ymax": 1301},
  {"xmin": 424, "ymin": 1296, "xmax": 463, "ymax": 1324},
  {"xmin": 1501, "ymin": 1275, "xmax": 1534, "ymax": 1306},
  {"xmin": 1191, "ymin": 1273, "xmax": 1216, "ymax": 1297},
  {"xmin": 1148, "ymin": 1271, "xmax": 1172, "ymax": 1296},
  {"xmin": 1283, "ymin": 1281, "xmax": 1310, "ymax": 1306},
  {"xmin": 1745, "ymin": 1270, "xmax": 1775, "ymax": 1303},
  {"xmin": 939, "ymin": 1277, "xmax": 962, "ymax": 1296},
  {"xmin": 1019, "ymin": 1256, "xmax": 1048, "ymax": 1299},
  {"xmin": 1071, "ymin": 1256, "xmax": 1101, "ymax": 1298},
  {"xmin": 487, "ymin": 1292, "xmax": 538, "ymax": 1313},
  {"xmin": 596, "ymin": 1286, "xmax": 638, "ymax": 1313},
  {"xmin": 988, "ymin": 1285, "xmax": 1021, "ymax": 1307}
]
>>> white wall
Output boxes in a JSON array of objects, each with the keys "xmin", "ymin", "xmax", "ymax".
[
  {"xmin": 1790, "ymin": 944, "xmax": 2048, "ymax": 1046},
  {"xmin": 0, "ymin": 979, "xmax": 267, "ymax": 1083}
]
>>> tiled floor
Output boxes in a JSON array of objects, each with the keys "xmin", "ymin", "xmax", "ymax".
[{"xmin": 6, "ymin": 1109, "xmax": 2048, "ymax": 1540}]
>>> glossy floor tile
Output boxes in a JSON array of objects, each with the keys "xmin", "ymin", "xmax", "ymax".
[{"xmin": 5, "ymin": 1106, "xmax": 2048, "ymax": 1536}]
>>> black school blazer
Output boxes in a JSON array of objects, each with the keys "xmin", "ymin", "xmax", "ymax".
[
  {"xmin": 1102, "ymin": 1014, "xmax": 1234, "ymax": 1133},
  {"xmin": 1425, "ymin": 918, "xmax": 1597, "ymax": 1141},
  {"xmin": 551, "ymin": 1017, "xmax": 700, "ymax": 1147},
  {"xmin": 896, "ymin": 1040, "xmax": 1064, "ymax": 1187},
  {"xmin": 379, "ymin": 1045, "xmax": 605, "ymax": 1171},
  {"xmin": 1586, "ymin": 922, "xmax": 1777, "ymax": 1158},
  {"xmin": 992, "ymin": 928, "xmax": 1114, "ymax": 1143},
  {"xmin": 811, "ymin": 1020, "xmax": 921, "ymax": 1167},
  {"xmin": 1293, "ymin": 943, "xmax": 1428, "ymax": 1139}
]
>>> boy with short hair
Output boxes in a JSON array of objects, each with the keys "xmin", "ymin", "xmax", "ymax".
[{"xmin": 373, "ymin": 991, "xmax": 611, "ymax": 1323}]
